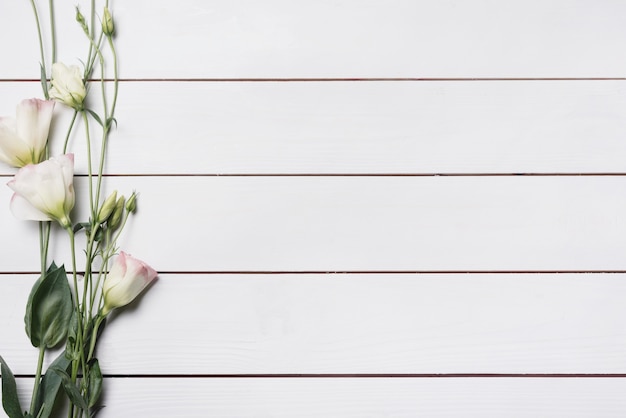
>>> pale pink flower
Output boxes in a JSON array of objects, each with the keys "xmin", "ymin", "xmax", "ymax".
[
  {"xmin": 7, "ymin": 154, "xmax": 75, "ymax": 227},
  {"xmin": 102, "ymin": 252, "xmax": 157, "ymax": 315},
  {"xmin": 0, "ymin": 98, "xmax": 55, "ymax": 167}
]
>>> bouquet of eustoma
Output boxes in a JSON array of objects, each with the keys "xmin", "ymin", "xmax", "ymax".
[{"xmin": 0, "ymin": 2, "xmax": 157, "ymax": 417}]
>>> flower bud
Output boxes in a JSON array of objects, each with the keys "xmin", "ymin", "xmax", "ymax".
[
  {"xmin": 49, "ymin": 63, "xmax": 86, "ymax": 110},
  {"xmin": 101, "ymin": 252, "xmax": 157, "ymax": 315},
  {"xmin": 97, "ymin": 190, "xmax": 117, "ymax": 223},
  {"xmin": 102, "ymin": 7, "xmax": 115, "ymax": 36},
  {"xmin": 75, "ymin": 7, "xmax": 89, "ymax": 36},
  {"xmin": 108, "ymin": 195, "xmax": 125, "ymax": 230},
  {"xmin": 125, "ymin": 192, "xmax": 137, "ymax": 213}
]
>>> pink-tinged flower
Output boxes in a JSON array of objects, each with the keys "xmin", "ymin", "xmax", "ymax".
[
  {"xmin": 102, "ymin": 252, "xmax": 157, "ymax": 315},
  {"xmin": 49, "ymin": 63, "xmax": 86, "ymax": 110},
  {"xmin": 7, "ymin": 154, "xmax": 75, "ymax": 227},
  {"xmin": 0, "ymin": 98, "xmax": 55, "ymax": 167}
]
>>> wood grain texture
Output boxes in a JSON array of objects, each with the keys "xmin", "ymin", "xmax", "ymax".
[
  {"xmin": 6, "ymin": 377, "xmax": 626, "ymax": 417},
  {"xmin": 2, "ymin": 80, "xmax": 626, "ymax": 175},
  {"xmin": 2, "ymin": 0, "xmax": 626, "ymax": 79},
  {"xmin": 2, "ymin": 0, "xmax": 626, "ymax": 415},
  {"xmin": 2, "ymin": 176, "xmax": 626, "ymax": 272},
  {"xmin": 2, "ymin": 273, "xmax": 626, "ymax": 375}
]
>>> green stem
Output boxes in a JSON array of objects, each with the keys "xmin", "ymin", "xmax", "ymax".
[
  {"xmin": 107, "ymin": 36, "xmax": 119, "ymax": 118},
  {"xmin": 48, "ymin": 0, "xmax": 56, "ymax": 64},
  {"xmin": 81, "ymin": 111, "xmax": 96, "ymax": 219},
  {"xmin": 28, "ymin": 0, "xmax": 49, "ymax": 99},
  {"xmin": 88, "ymin": 315, "xmax": 105, "ymax": 361},
  {"xmin": 63, "ymin": 111, "xmax": 79, "ymax": 154},
  {"xmin": 67, "ymin": 227, "xmax": 87, "ymax": 418},
  {"xmin": 38, "ymin": 222, "xmax": 49, "ymax": 275},
  {"xmin": 29, "ymin": 346, "xmax": 46, "ymax": 415},
  {"xmin": 67, "ymin": 228, "xmax": 87, "ymax": 371}
]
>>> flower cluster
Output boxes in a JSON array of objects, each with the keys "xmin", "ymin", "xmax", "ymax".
[{"xmin": 0, "ymin": 3, "xmax": 156, "ymax": 418}]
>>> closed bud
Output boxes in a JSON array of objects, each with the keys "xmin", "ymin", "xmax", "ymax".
[
  {"xmin": 102, "ymin": 7, "xmax": 114, "ymax": 36},
  {"xmin": 49, "ymin": 63, "xmax": 86, "ymax": 110},
  {"xmin": 75, "ymin": 7, "xmax": 89, "ymax": 35},
  {"xmin": 108, "ymin": 195, "xmax": 125, "ymax": 230},
  {"xmin": 97, "ymin": 190, "xmax": 118, "ymax": 223},
  {"xmin": 126, "ymin": 192, "xmax": 137, "ymax": 213},
  {"xmin": 101, "ymin": 252, "xmax": 157, "ymax": 315}
]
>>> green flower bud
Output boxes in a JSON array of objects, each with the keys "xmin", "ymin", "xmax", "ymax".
[
  {"xmin": 97, "ymin": 190, "xmax": 118, "ymax": 223},
  {"xmin": 108, "ymin": 195, "xmax": 125, "ymax": 230},
  {"xmin": 102, "ymin": 7, "xmax": 114, "ymax": 36},
  {"xmin": 126, "ymin": 192, "xmax": 137, "ymax": 213},
  {"xmin": 75, "ymin": 7, "xmax": 89, "ymax": 36}
]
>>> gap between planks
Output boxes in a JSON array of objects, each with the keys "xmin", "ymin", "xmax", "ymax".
[
  {"xmin": 3, "ymin": 78, "xmax": 626, "ymax": 83},
  {"xmin": 4, "ymin": 270, "xmax": 626, "ymax": 275},
  {"xmin": 12, "ymin": 373, "xmax": 626, "ymax": 379},
  {"xmin": 9, "ymin": 373, "xmax": 626, "ymax": 379},
  {"xmin": 5, "ymin": 173, "xmax": 626, "ymax": 178}
]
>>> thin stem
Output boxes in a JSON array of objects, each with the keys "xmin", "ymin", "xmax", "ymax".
[
  {"xmin": 48, "ymin": 0, "xmax": 56, "ymax": 64},
  {"xmin": 87, "ymin": 315, "xmax": 105, "ymax": 361},
  {"xmin": 81, "ymin": 111, "xmax": 95, "ymax": 219},
  {"xmin": 63, "ymin": 111, "xmax": 79, "ymax": 154},
  {"xmin": 66, "ymin": 228, "xmax": 86, "ymax": 372},
  {"xmin": 28, "ymin": 0, "xmax": 49, "ymax": 99},
  {"xmin": 107, "ymin": 36, "xmax": 119, "ymax": 118},
  {"xmin": 38, "ymin": 222, "xmax": 47, "ymax": 275},
  {"xmin": 29, "ymin": 346, "xmax": 46, "ymax": 415}
]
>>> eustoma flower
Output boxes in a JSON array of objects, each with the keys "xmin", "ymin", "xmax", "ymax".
[
  {"xmin": 0, "ymin": 98, "xmax": 55, "ymax": 167},
  {"xmin": 7, "ymin": 153, "xmax": 75, "ymax": 228},
  {"xmin": 102, "ymin": 252, "xmax": 157, "ymax": 315},
  {"xmin": 49, "ymin": 63, "xmax": 86, "ymax": 110}
]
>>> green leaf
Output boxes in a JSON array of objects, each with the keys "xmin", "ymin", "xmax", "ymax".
[
  {"xmin": 50, "ymin": 367, "xmax": 88, "ymax": 411},
  {"xmin": 64, "ymin": 311, "xmax": 80, "ymax": 362},
  {"xmin": 106, "ymin": 117, "xmax": 117, "ymax": 130},
  {"xmin": 25, "ymin": 264, "xmax": 74, "ymax": 348},
  {"xmin": 0, "ymin": 355, "xmax": 24, "ymax": 418},
  {"xmin": 24, "ymin": 263, "xmax": 53, "ymax": 344},
  {"xmin": 34, "ymin": 352, "xmax": 71, "ymax": 418},
  {"xmin": 87, "ymin": 359, "xmax": 102, "ymax": 408},
  {"xmin": 85, "ymin": 109, "xmax": 103, "ymax": 127}
]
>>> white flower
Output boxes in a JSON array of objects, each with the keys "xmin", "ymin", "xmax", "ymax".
[
  {"xmin": 0, "ymin": 99, "xmax": 55, "ymax": 167},
  {"xmin": 49, "ymin": 63, "xmax": 86, "ymax": 110},
  {"xmin": 102, "ymin": 252, "xmax": 158, "ymax": 315},
  {"xmin": 7, "ymin": 154, "xmax": 75, "ymax": 227}
]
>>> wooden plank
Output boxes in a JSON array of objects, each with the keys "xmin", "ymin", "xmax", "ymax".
[
  {"xmin": 6, "ymin": 377, "xmax": 626, "ymax": 417},
  {"xmin": 1, "ymin": 176, "xmax": 626, "ymax": 272},
  {"xmin": 2, "ymin": 80, "xmax": 626, "ymax": 175},
  {"xmin": 2, "ymin": 273, "xmax": 626, "ymax": 374},
  {"xmin": 3, "ymin": 0, "xmax": 626, "ymax": 79},
  {"xmin": 84, "ymin": 377, "xmax": 626, "ymax": 417}
]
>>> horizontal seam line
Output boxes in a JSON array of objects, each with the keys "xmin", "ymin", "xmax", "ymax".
[
  {"xmin": 12, "ymin": 373, "xmax": 626, "ymax": 378},
  {"xmin": 3, "ymin": 173, "xmax": 626, "ymax": 178},
  {"xmin": 3, "ymin": 78, "xmax": 626, "ymax": 82},
  {"xmin": 4, "ymin": 271, "xmax": 626, "ymax": 275}
]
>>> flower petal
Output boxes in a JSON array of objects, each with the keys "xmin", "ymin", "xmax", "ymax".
[
  {"xmin": 9, "ymin": 193, "xmax": 50, "ymax": 221},
  {"xmin": 0, "ymin": 117, "xmax": 31, "ymax": 167},
  {"xmin": 7, "ymin": 154, "xmax": 75, "ymax": 225},
  {"xmin": 15, "ymin": 99, "xmax": 55, "ymax": 159}
]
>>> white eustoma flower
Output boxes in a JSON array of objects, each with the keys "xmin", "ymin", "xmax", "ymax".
[
  {"xmin": 7, "ymin": 153, "xmax": 75, "ymax": 227},
  {"xmin": 102, "ymin": 252, "xmax": 158, "ymax": 315},
  {"xmin": 49, "ymin": 63, "xmax": 86, "ymax": 110},
  {"xmin": 0, "ymin": 99, "xmax": 55, "ymax": 167}
]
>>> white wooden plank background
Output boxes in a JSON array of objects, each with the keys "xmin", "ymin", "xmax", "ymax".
[
  {"xmin": 10, "ymin": 378, "xmax": 626, "ymax": 417},
  {"xmin": 3, "ymin": 0, "xmax": 626, "ymax": 79},
  {"xmin": 3, "ymin": 0, "xmax": 626, "ymax": 416}
]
